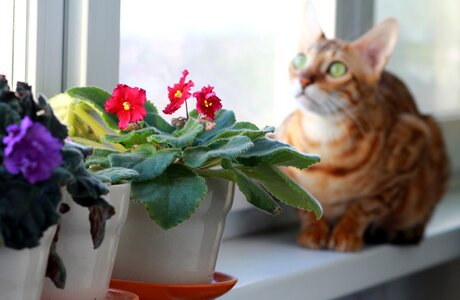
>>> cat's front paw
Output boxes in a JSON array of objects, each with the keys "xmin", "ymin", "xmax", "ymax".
[
  {"xmin": 328, "ymin": 231, "xmax": 363, "ymax": 252},
  {"xmin": 298, "ymin": 227, "xmax": 329, "ymax": 249}
]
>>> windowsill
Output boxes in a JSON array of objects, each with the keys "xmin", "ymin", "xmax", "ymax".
[{"xmin": 217, "ymin": 190, "xmax": 460, "ymax": 300}]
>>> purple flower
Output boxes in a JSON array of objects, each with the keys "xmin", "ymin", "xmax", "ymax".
[{"xmin": 2, "ymin": 116, "xmax": 63, "ymax": 184}]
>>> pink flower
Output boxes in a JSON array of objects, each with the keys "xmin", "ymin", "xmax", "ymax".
[
  {"xmin": 104, "ymin": 84, "xmax": 147, "ymax": 130},
  {"xmin": 193, "ymin": 86, "xmax": 222, "ymax": 121},
  {"xmin": 163, "ymin": 70, "xmax": 194, "ymax": 115}
]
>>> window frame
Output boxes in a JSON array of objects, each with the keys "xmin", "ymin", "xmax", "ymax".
[{"xmin": 25, "ymin": 0, "xmax": 460, "ymax": 238}]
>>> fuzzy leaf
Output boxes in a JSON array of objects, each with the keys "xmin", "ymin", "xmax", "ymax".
[
  {"xmin": 104, "ymin": 127, "xmax": 157, "ymax": 148},
  {"xmin": 0, "ymin": 102, "xmax": 21, "ymax": 137},
  {"xmin": 223, "ymin": 161, "xmax": 281, "ymax": 215},
  {"xmin": 109, "ymin": 147, "xmax": 180, "ymax": 182},
  {"xmin": 144, "ymin": 101, "xmax": 176, "ymax": 133},
  {"xmin": 237, "ymin": 163, "xmax": 322, "ymax": 218},
  {"xmin": 183, "ymin": 136, "xmax": 253, "ymax": 169},
  {"xmin": 192, "ymin": 109, "xmax": 236, "ymax": 144},
  {"xmin": 94, "ymin": 167, "xmax": 139, "ymax": 184},
  {"xmin": 131, "ymin": 164, "xmax": 208, "ymax": 229},
  {"xmin": 237, "ymin": 138, "xmax": 320, "ymax": 169},
  {"xmin": 213, "ymin": 123, "xmax": 274, "ymax": 141},
  {"xmin": 0, "ymin": 179, "xmax": 61, "ymax": 249},
  {"xmin": 147, "ymin": 118, "xmax": 204, "ymax": 148},
  {"xmin": 85, "ymin": 148, "xmax": 117, "ymax": 170}
]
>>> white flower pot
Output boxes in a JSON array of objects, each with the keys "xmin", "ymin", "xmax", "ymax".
[
  {"xmin": 0, "ymin": 225, "xmax": 56, "ymax": 300},
  {"xmin": 112, "ymin": 178, "xmax": 235, "ymax": 284},
  {"xmin": 41, "ymin": 182, "xmax": 131, "ymax": 300}
]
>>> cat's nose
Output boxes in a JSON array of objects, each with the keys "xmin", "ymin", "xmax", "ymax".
[{"xmin": 300, "ymin": 77, "xmax": 313, "ymax": 88}]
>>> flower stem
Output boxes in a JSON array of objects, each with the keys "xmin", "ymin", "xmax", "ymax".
[{"xmin": 185, "ymin": 100, "xmax": 189, "ymax": 119}]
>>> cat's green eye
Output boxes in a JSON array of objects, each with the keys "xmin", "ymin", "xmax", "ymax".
[
  {"xmin": 292, "ymin": 53, "xmax": 307, "ymax": 70},
  {"xmin": 328, "ymin": 61, "xmax": 347, "ymax": 78}
]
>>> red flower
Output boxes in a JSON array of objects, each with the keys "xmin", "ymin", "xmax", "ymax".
[
  {"xmin": 163, "ymin": 69, "xmax": 194, "ymax": 115},
  {"xmin": 105, "ymin": 84, "xmax": 147, "ymax": 130},
  {"xmin": 193, "ymin": 86, "xmax": 222, "ymax": 121}
]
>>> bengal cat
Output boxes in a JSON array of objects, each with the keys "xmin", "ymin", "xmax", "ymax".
[{"xmin": 275, "ymin": 6, "xmax": 449, "ymax": 251}]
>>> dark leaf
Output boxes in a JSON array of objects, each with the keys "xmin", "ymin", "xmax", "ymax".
[
  {"xmin": 36, "ymin": 95, "xmax": 68, "ymax": 141},
  {"xmin": 0, "ymin": 179, "xmax": 61, "ymax": 249},
  {"xmin": 89, "ymin": 198, "xmax": 116, "ymax": 249},
  {"xmin": 45, "ymin": 226, "xmax": 67, "ymax": 289}
]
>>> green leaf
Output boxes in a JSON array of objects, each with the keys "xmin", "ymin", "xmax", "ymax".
[
  {"xmin": 85, "ymin": 148, "xmax": 117, "ymax": 169},
  {"xmin": 94, "ymin": 167, "xmax": 139, "ymax": 184},
  {"xmin": 104, "ymin": 127, "xmax": 157, "ymax": 148},
  {"xmin": 109, "ymin": 147, "xmax": 180, "ymax": 182},
  {"xmin": 212, "ymin": 123, "xmax": 275, "ymax": 141},
  {"xmin": 183, "ymin": 136, "xmax": 253, "ymax": 169},
  {"xmin": 131, "ymin": 164, "xmax": 208, "ymax": 229},
  {"xmin": 130, "ymin": 149, "xmax": 181, "ymax": 181},
  {"xmin": 66, "ymin": 87, "xmax": 119, "ymax": 131},
  {"xmin": 237, "ymin": 163, "xmax": 322, "ymax": 218},
  {"xmin": 49, "ymin": 94, "xmax": 125, "ymax": 151},
  {"xmin": 237, "ymin": 138, "xmax": 320, "ymax": 169},
  {"xmin": 222, "ymin": 161, "xmax": 281, "ymax": 215},
  {"xmin": 144, "ymin": 101, "xmax": 176, "ymax": 133},
  {"xmin": 193, "ymin": 109, "xmax": 236, "ymax": 144},
  {"xmin": 147, "ymin": 118, "xmax": 204, "ymax": 148}
]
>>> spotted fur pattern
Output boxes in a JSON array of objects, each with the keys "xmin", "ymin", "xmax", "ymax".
[{"xmin": 275, "ymin": 14, "xmax": 449, "ymax": 251}]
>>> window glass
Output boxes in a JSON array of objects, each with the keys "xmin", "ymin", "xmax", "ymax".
[
  {"xmin": 375, "ymin": 0, "xmax": 460, "ymax": 115},
  {"xmin": 119, "ymin": 0, "xmax": 308, "ymax": 127},
  {"xmin": 0, "ymin": 0, "xmax": 14, "ymax": 80}
]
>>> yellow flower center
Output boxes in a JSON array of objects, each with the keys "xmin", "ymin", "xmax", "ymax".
[
  {"xmin": 174, "ymin": 90, "xmax": 183, "ymax": 98},
  {"xmin": 123, "ymin": 101, "xmax": 131, "ymax": 110},
  {"xmin": 204, "ymin": 100, "xmax": 212, "ymax": 108}
]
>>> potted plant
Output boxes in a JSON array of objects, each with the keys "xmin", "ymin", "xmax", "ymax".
[
  {"xmin": 41, "ymin": 166, "xmax": 138, "ymax": 300},
  {"xmin": 0, "ymin": 75, "xmax": 114, "ymax": 299},
  {"xmin": 49, "ymin": 69, "xmax": 322, "ymax": 285}
]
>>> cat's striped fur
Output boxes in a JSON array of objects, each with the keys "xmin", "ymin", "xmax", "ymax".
[{"xmin": 275, "ymin": 12, "xmax": 449, "ymax": 251}]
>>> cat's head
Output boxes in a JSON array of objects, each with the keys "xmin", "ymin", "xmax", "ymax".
[{"xmin": 290, "ymin": 3, "xmax": 398, "ymax": 116}]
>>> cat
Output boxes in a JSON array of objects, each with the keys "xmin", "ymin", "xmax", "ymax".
[{"xmin": 274, "ymin": 5, "xmax": 449, "ymax": 252}]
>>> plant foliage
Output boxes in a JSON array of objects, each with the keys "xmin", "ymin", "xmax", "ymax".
[{"xmin": 51, "ymin": 86, "xmax": 322, "ymax": 230}]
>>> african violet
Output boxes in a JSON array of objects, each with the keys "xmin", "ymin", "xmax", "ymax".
[
  {"xmin": 50, "ymin": 70, "xmax": 323, "ymax": 229},
  {"xmin": 0, "ymin": 75, "xmax": 136, "ymax": 287}
]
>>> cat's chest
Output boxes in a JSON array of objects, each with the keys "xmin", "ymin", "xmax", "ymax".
[
  {"xmin": 300, "ymin": 116, "xmax": 365, "ymax": 160},
  {"xmin": 297, "ymin": 117, "xmax": 385, "ymax": 200}
]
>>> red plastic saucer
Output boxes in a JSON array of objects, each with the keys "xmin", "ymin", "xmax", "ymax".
[
  {"xmin": 110, "ymin": 272, "xmax": 237, "ymax": 300},
  {"xmin": 106, "ymin": 288, "xmax": 139, "ymax": 300}
]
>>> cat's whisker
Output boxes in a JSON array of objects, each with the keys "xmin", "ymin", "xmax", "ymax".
[{"xmin": 328, "ymin": 96, "xmax": 367, "ymax": 135}]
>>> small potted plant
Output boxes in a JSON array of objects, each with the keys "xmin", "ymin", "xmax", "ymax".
[
  {"xmin": 0, "ymin": 75, "xmax": 116, "ymax": 299},
  {"xmin": 50, "ymin": 70, "xmax": 322, "ymax": 286}
]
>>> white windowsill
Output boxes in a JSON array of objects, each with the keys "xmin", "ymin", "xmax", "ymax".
[{"xmin": 217, "ymin": 190, "xmax": 460, "ymax": 300}]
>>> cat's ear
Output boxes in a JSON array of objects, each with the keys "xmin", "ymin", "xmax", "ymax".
[
  {"xmin": 299, "ymin": 2, "xmax": 325, "ymax": 50},
  {"xmin": 351, "ymin": 18, "xmax": 399, "ymax": 76}
]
